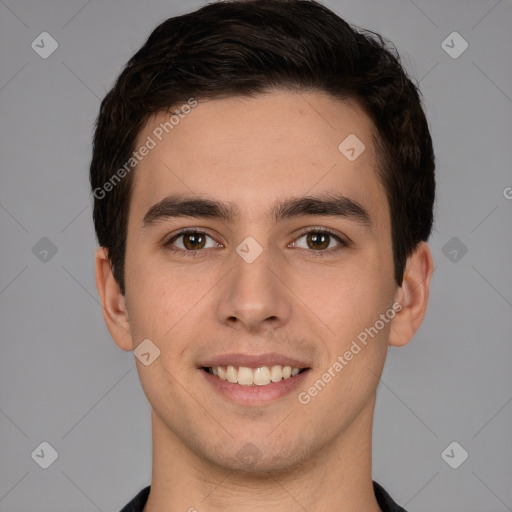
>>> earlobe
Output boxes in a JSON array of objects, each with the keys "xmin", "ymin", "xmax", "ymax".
[
  {"xmin": 94, "ymin": 246, "xmax": 133, "ymax": 351},
  {"xmin": 388, "ymin": 242, "xmax": 434, "ymax": 348}
]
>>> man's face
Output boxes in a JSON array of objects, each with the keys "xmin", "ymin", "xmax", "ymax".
[{"xmin": 121, "ymin": 91, "xmax": 399, "ymax": 472}]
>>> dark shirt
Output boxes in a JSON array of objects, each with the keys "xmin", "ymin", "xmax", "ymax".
[{"xmin": 120, "ymin": 480, "xmax": 408, "ymax": 511}]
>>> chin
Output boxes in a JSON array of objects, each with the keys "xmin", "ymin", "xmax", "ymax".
[{"xmin": 206, "ymin": 437, "xmax": 311, "ymax": 476}]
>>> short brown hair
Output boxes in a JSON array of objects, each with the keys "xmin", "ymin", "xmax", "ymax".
[{"xmin": 90, "ymin": 0, "xmax": 435, "ymax": 295}]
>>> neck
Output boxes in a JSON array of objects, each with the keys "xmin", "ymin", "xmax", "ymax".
[{"xmin": 144, "ymin": 394, "xmax": 381, "ymax": 512}]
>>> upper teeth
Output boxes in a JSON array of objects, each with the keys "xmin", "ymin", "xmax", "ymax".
[{"xmin": 209, "ymin": 365, "xmax": 302, "ymax": 386}]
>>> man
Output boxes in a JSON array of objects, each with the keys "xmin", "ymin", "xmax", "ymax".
[{"xmin": 90, "ymin": 1, "xmax": 435, "ymax": 510}]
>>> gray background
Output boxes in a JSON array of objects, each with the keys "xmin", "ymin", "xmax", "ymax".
[{"xmin": 1, "ymin": 0, "xmax": 511, "ymax": 510}]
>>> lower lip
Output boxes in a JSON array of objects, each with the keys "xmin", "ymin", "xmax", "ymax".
[{"xmin": 200, "ymin": 368, "xmax": 311, "ymax": 405}]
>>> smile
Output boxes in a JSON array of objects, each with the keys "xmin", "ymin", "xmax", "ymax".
[{"xmin": 203, "ymin": 365, "xmax": 307, "ymax": 386}]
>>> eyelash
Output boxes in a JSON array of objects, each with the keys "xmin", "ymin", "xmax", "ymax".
[{"xmin": 164, "ymin": 227, "xmax": 349, "ymax": 257}]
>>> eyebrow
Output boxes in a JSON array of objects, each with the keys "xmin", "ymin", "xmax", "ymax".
[{"xmin": 142, "ymin": 193, "xmax": 372, "ymax": 228}]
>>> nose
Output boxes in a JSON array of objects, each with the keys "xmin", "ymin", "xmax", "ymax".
[{"xmin": 214, "ymin": 239, "xmax": 293, "ymax": 333}]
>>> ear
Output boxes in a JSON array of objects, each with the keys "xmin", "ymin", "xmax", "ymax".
[
  {"xmin": 388, "ymin": 241, "xmax": 434, "ymax": 347},
  {"xmin": 95, "ymin": 246, "xmax": 133, "ymax": 351}
]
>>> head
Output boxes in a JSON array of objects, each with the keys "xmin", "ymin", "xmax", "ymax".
[{"xmin": 92, "ymin": 0, "xmax": 434, "ymax": 474}]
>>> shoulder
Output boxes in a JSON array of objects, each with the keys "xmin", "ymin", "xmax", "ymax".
[
  {"xmin": 119, "ymin": 485, "xmax": 151, "ymax": 512},
  {"xmin": 373, "ymin": 481, "xmax": 409, "ymax": 512}
]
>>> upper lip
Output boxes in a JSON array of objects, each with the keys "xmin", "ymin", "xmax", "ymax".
[{"xmin": 199, "ymin": 352, "xmax": 310, "ymax": 369}]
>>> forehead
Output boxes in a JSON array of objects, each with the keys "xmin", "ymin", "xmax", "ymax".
[{"xmin": 129, "ymin": 91, "xmax": 387, "ymax": 229}]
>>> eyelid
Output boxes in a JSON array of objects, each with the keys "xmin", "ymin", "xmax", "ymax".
[
  {"xmin": 165, "ymin": 228, "xmax": 222, "ymax": 250},
  {"xmin": 291, "ymin": 226, "xmax": 350, "ymax": 252},
  {"xmin": 293, "ymin": 226, "xmax": 349, "ymax": 245},
  {"xmin": 164, "ymin": 226, "xmax": 350, "ymax": 255}
]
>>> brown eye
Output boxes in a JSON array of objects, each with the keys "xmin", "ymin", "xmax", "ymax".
[
  {"xmin": 166, "ymin": 230, "xmax": 218, "ymax": 253},
  {"xmin": 305, "ymin": 232, "xmax": 331, "ymax": 250},
  {"xmin": 292, "ymin": 229, "xmax": 345, "ymax": 252},
  {"xmin": 182, "ymin": 232, "xmax": 206, "ymax": 250}
]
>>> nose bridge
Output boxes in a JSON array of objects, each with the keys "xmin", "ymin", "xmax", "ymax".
[{"xmin": 214, "ymin": 234, "xmax": 292, "ymax": 330}]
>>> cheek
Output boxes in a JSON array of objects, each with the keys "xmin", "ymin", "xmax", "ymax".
[
  {"xmin": 314, "ymin": 255, "xmax": 395, "ymax": 350},
  {"xmin": 126, "ymin": 248, "xmax": 192, "ymax": 315},
  {"xmin": 124, "ymin": 256, "xmax": 211, "ymax": 367}
]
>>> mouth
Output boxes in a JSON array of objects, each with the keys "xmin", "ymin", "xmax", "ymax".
[{"xmin": 201, "ymin": 365, "xmax": 309, "ymax": 387}]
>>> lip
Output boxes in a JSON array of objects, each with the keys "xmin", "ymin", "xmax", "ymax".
[
  {"xmin": 200, "ymin": 366, "xmax": 311, "ymax": 405},
  {"xmin": 198, "ymin": 352, "xmax": 310, "ymax": 369}
]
